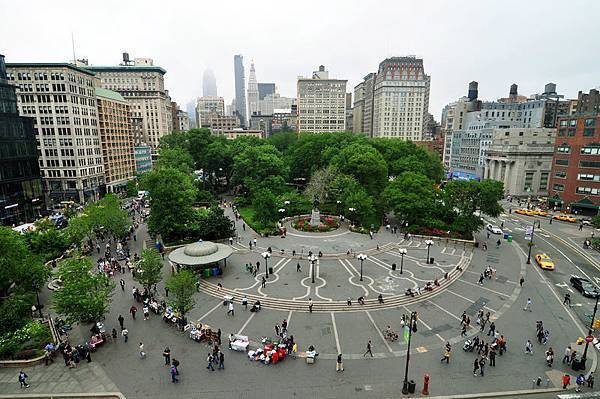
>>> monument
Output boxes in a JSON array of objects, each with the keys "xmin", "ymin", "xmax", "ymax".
[{"xmin": 310, "ymin": 195, "xmax": 320, "ymax": 226}]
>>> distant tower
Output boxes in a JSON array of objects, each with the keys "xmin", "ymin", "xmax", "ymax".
[
  {"xmin": 468, "ymin": 81, "xmax": 479, "ymax": 101},
  {"xmin": 509, "ymin": 83, "xmax": 518, "ymax": 101},
  {"xmin": 233, "ymin": 55, "xmax": 247, "ymax": 127},
  {"xmin": 202, "ymin": 68, "xmax": 217, "ymax": 97},
  {"xmin": 247, "ymin": 60, "xmax": 259, "ymax": 117}
]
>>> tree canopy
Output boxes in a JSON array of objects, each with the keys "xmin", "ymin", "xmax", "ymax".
[
  {"xmin": 133, "ymin": 249, "xmax": 164, "ymax": 290},
  {"xmin": 165, "ymin": 269, "xmax": 196, "ymax": 317}
]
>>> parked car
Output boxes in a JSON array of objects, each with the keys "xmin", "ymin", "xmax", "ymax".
[
  {"xmin": 580, "ymin": 219, "xmax": 592, "ymax": 226},
  {"xmin": 553, "ymin": 214, "xmax": 577, "ymax": 223},
  {"xmin": 534, "ymin": 253, "xmax": 555, "ymax": 270},
  {"xmin": 515, "ymin": 208, "xmax": 536, "ymax": 216},
  {"xmin": 532, "ymin": 209, "xmax": 549, "ymax": 217},
  {"xmin": 486, "ymin": 224, "xmax": 503, "ymax": 235},
  {"xmin": 570, "ymin": 276, "xmax": 600, "ymax": 298}
]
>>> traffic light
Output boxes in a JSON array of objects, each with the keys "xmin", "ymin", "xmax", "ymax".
[{"xmin": 593, "ymin": 319, "xmax": 600, "ymax": 330}]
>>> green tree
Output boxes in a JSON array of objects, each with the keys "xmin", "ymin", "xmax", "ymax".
[
  {"xmin": 344, "ymin": 186, "xmax": 375, "ymax": 227},
  {"xmin": 330, "ymin": 143, "xmax": 388, "ymax": 198},
  {"xmin": 142, "ymin": 167, "xmax": 198, "ymax": 241},
  {"xmin": 133, "ymin": 249, "xmax": 164, "ymax": 290},
  {"xmin": 90, "ymin": 194, "xmax": 130, "ymax": 239},
  {"xmin": 23, "ymin": 227, "xmax": 70, "ymax": 261},
  {"xmin": 204, "ymin": 137, "xmax": 235, "ymax": 189},
  {"xmin": 198, "ymin": 206, "xmax": 235, "ymax": 240},
  {"xmin": 0, "ymin": 295, "xmax": 33, "ymax": 336},
  {"xmin": 64, "ymin": 213, "xmax": 92, "ymax": 246},
  {"xmin": 126, "ymin": 179, "xmax": 138, "ymax": 197},
  {"xmin": 166, "ymin": 269, "xmax": 196, "ymax": 317},
  {"xmin": 268, "ymin": 132, "xmax": 297, "ymax": 154},
  {"xmin": 592, "ymin": 215, "xmax": 600, "ymax": 229},
  {"xmin": 53, "ymin": 256, "xmax": 115, "ymax": 324},
  {"xmin": 371, "ymin": 139, "xmax": 444, "ymax": 182},
  {"xmin": 252, "ymin": 188, "xmax": 278, "ymax": 227},
  {"xmin": 277, "ymin": 191, "xmax": 311, "ymax": 216},
  {"xmin": 382, "ymin": 172, "xmax": 437, "ymax": 227},
  {"xmin": 304, "ymin": 166, "xmax": 339, "ymax": 207},
  {"xmin": 232, "ymin": 144, "xmax": 287, "ymax": 197},
  {"xmin": 157, "ymin": 147, "xmax": 195, "ymax": 174}
]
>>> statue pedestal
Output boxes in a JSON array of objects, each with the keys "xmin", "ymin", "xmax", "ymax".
[{"xmin": 310, "ymin": 209, "xmax": 321, "ymax": 226}]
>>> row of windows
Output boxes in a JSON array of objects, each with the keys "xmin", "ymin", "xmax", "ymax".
[
  {"xmin": 558, "ymin": 128, "xmax": 595, "ymax": 137},
  {"xmin": 559, "ymin": 118, "xmax": 596, "ymax": 128}
]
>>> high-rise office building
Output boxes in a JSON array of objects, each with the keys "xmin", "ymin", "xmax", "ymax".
[
  {"xmin": 297, "ymin": 65, "xmax": 347, "ymax": 133},
  {"xmin": 0, "ymin": 54, "xmax": 43, "ymax": 225},
  {"xmin": 87, "ymin": 54, "xmax": 172, "ymax": 149},
  {"xmin": 95, "ymin": 87, "xmax": 135, "ymax": 193},
  {"xmin": 234, "ymin": 55, "xmax": 247, "ymax": 127},
  {"xmin": 6, "ymin": 61, "xmax": 105, "ymax": 204},
  {"xmin": 202, "ymin": 68, "xmax": 217, "ymax": 97},
  {"xmin": 258, "ymin": 83, "xmax": 276, "ymax": 100},
  {"xmin": 247, "ymin": 61, "xmax": 259, "ymax": 117},
  {"xmin": 196, "ymin": 96, "xmax": 225, "ymax": 127}
]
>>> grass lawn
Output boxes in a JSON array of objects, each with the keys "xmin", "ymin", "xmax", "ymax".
[{"xmin": 238, "ymin": 207, "xmax": 279, "ymax": 236}]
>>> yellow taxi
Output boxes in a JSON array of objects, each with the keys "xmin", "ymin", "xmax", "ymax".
[
  {"xmin": 515, "ymin": 208, "xmax": 535, "ymax": 216},
  {"xmin": 532, "ymin": 209, "xmax": 549, "ymax": 217},
  {"xmin": 553, "ymin": 214, "xmax": 577, "ymax": 223},
  {"xmin": 534, "ymin": 253, "xmax": 555, "ymax": 270}
]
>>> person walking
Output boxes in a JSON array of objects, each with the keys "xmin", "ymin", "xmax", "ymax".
[
  {"xmin": 130, "ymin": 305, "xmax": 138, "ymax": 319},
  {"xmin": 297, "ymin": 262, "xmax": 301, "ymax": 272},
  {"xmin": 163, "ymin": 347, "xmax": 171, "ymax": 365},
  {"xmin": 206, "ymin": 353, "xmax": 215, "ymax": 371},
  {"xmin": 563, "ymin": 293, "xmax": 571, "ymax": 306},
  {"xmin": 479, "ymin": 357, "xmax": 486, "ymax": 376},
  {"xmin": 308, "ymin": 298, "xmax": 313, "ymax": 313},
  {"xmin": 525, "ymin": 339, "xmax": 533, "ymax": 355},
  {"xmin": 139, "ymin": 342, "xmax": 146, "ymax": 359},
  {"xmin": 218, "ymin": 351, "xmax": 225, "ymax": 370},
  {"xmin": 336, "ymin": 353, "xmax": 344, "ymax": 371},
  {"xmin": 18, "ymin": 370, "xmax": 30, "ymax": 388},
  {"xmin": 253, "ymin": 238, "xmax": 257, "ymax": 248},
  {"xmin": 473, "ymin": 357, "xmax": 480, "ymax": 376},
  {"xmin": 227, "ymin": 301, "xmax": 234, "ymax": 316},
  {"xmin": 523, "ymin": 298, "xmax": 532, "ymax": 312},
  {"xmin": 170, "ymin": 364, "xmax": 179, "ymax": 383},
  {"xmin": 587, "ymin": 372, "xmax": 594, "ymax": 388},
  {"xmin": 546, "ymin": 347, "xmax": 554, "ymax": 367},
  {"xmin": 489, "ymin": 347, "xmax": 496, "ymax": 366},
  {"xmin": 242, "ymin": 295, "xmax": 248, "ymax": 310},
  {"xmin": 122, "ymin": 328, "xmax": 129, "ymax": 342},
  {"xmin": 519, "ymin": 276, "xmax": 525, "ymax": 287},
  {"xmin": 576, "ymin": 374, "xmax": 585, "ymax": 392},
  {"xmin": 261, "ymin": 276, "xmax": 266, "ymax": 289},
  {"xmin": 487, "ymin": 322, "xmax": 496, "ymax": 337},
  {"xmin": 143, "ymin": 305, "xmax": 149, "ymax": 320},
  {"xmin": 119, "ymin": 279, "xmax": 125, "ymax": 291},
  {"xmin": 563, "ymin": 346, "xmax": 572, "ymax": 364},
  {"xmin": 460, "ymin": 324, "xmax": 468, "ymax": 337},
  {"xmin": 363, "ymin": 340, "xmax": 373, "ymax": 357},
  {"xmin": 165, "ymin": 287, "xmax": 169, "ymax": 297},
  {"xmin": 118, "ymin": 315, "xmax": 125, "ymax": 330},
  {"xmin": 441, "ymin": 343, "xmax": 451, "ymax": 363},
  {"xmin": 562, "ymin": 374, "xmax": 571, "ymax": 389}
]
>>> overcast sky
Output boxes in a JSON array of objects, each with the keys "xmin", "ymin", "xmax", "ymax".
[{"xmin": 1, "ymin": 0, "xmax": 599, "ymax": 119}]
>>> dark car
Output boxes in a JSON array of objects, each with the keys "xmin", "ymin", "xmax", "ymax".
[{"xmin": 570, "ymin": 276, "xmax": 600, "ymax": 298}]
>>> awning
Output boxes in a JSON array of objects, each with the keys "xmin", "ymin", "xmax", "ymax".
[
  {"xmin": 168, "ymin": 240, "xmax": 233, "ymax": 266},
  {"xmin": 570, "ymin": 197, "xmax": 599, "ymax": 210},
  {"xmin": 548, "ymin": 194, "xmax": 564, "ymax": 205}
]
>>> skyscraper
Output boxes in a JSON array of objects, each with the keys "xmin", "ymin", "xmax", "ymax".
[
  {"xmin": 202, "ymin": 68, "xmax": 217, "ymax": 97},
  {"xmin": 247, "ymin": 61, "xmax": 259, "ymax": 117},
  {"xmin": 233, "ymin": 55, "xmax": 247, "ymax": 127}
]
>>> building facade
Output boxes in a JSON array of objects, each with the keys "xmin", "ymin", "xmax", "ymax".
[
  {"xmin": 196, "ymin": 96, "xmax": 225, "ymax": 127},
  {"xmin": 208, "ymin": 114, "xmax": 240, "ymax": 134},
  {"xmin": 6, "ymin": 62, "xmax": 105, "ymax": 204},
  {"xmin": 176, "ymin": 109, "xmax": 189, "ymax": 131},
  {"xmin": 247, "ymin": 61, "xmax": 259, "ymax": 118},
  {"xmin": 548, "ymin": 114, "xmax": 600, "ymax": 214},
  {"xmin": 250, "ymin": 114, "xmax": 272, "ymax": 136},
  {"xmin": 217, "ymin": 129, "xmax": 264, "ymax": 140},
  {"xmin": 87, "ymin": 56, "xmax": 171, "ymax": 149},
  {"xmin": 272, "ymin": 107, "xmax": 297, "ymax": 133},
  {"xmin": 258, "ymin": 93, "xmax": 295, "ymax": 116},
  {"xmin": 258, "ymin": 83, "xmax": 275, "ymax": 100},
  {"xmin": 352, "ymin": 81, "xmax": 364, "ymax": 134},
  {"xmin": 234, "ymin": 55, "xmax": 247, "ymax": 127},
  {"xmin": 0, "ymin": 55, "xmax": 43, "ymax": 225},
  {"xmin": 297, "ymin": 65, "xmax": 347, "ymax": 133},
  {"xmin": 484, "ymin": 128, "xmax": 555, "ymax": 197},
  {"xmin": 576, "ymin": 89, "xmax": 600, "ymax": 115},
  {"xmin": 134, "ymin": 145, "xmax": 152, "ymax": 174},
  {"xmin": 95, "ymin": 87, "xmax": 135, "ymax": 193}
]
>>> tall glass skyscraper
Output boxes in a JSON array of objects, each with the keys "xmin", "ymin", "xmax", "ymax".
[{"xmin": 233, "ymin": 55, "xmax": 247, "ymax": 127}]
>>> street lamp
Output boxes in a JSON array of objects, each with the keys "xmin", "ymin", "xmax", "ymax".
[
  {"xmin": 402, "ymin": 311, "xmax": 418, "ymax": 394},
  {"xmin": 581, "ymin": 294, "xmax": 599, "ymax": 369},
  {"xmin": 399, "ymin": 248, "xmax": 407, "ymax": 274},
  {"xmin": 357, "ymin": 253, "xmax": 367, "ymax": 281},
  {"xmin": 336, "ymin": 200, "xmax": 341, "ymax": 215},
  {"xmin": 262, "ymin": 251, "xmax": 271, "ymax": 279},
  {"xmin": 309, "ymin": 254, "xmax": 317, "ymax": 284},
  {"xmin": 349, "ymin": 207, "xmax": 356, "ymax": 226},
  {"xmin": 425, "ymin": 239, "xmax": 434, "ymax": 264},
  {"xmin": 526, "ymin": 223, "xmax": 536, "ymax": 265}
]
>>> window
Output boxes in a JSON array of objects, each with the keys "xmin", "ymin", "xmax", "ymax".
[
  {"xmin": 557, "ymin": 144, "xmax": 570, "ymax": 153},
  {"xmin": 570, "ymin": 119, "xmax": 577, "ymax": 127},
  {"xmin": 585, "ymin": 118, "xmax": 596, "ymax": 127},
  {"xmin": 555, "ymin": 159, "xmax": 569, "ymax": 166},
  {"xmin": 580, "ymin": 161, "xmax": 600, "ymax": 168},
  {"xmin": 553, "ymin": 183, "xmax": 564, "ymax": 191},
  {"xmin": 555, "ymin": 171, "xmax": 567, "ymax": 179},
  {"xmin": 568, "ymin": 129, "xmax": 576, "ymax": 136},
  {"xmin": 558, "ymin": 129, "xmax": 566, "ymax": 137},
  {"xmin": 577, "ymin": 173, "xmax": 600, "ymax": 181},
  {"xmin": 581, "ymin": 145, "xmax": 600, "ymax": 155},
  {"xmin": 584, "ymin": 128, "xmax": 595, "ymax": 137},
  {"xmin": 576, "ymin": 186, "xmax": 599, "ymax": 195},
  {"xmin": 539, "ymin": 172, "xmax": 549, "ymax": 190}
]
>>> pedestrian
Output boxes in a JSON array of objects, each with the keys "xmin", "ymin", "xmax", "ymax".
[
  {"xmin": 525, "ymin": 339, "xmax": 533, "ymax": 355},
  {"xmin": 217, "ymin": 328, "xmax": 222, "ymax": 345},
  {"xmin": 487, "ymin": 322, "xmax": 496, "ymax": 337},
  {"xmin": 130, "ymin": 305, "xmax": 137, "ymax": 319},
  {"xmin": 206, "ymin": 353, "xmax": 215, "ymax": 371},
  {"xmin": 562, "ymin": 373, "xmax": 571, "ymax": 389},
  {"xmin": 363, "ymin": 340, "xmax": 373, "ymax": 357},
  {"xmin": 227, "ymin": 301, "xmax": 234, "ymax": 316},
  {"xmin": 296, "ymin": 262, "xmax": 301, "ymax": 272},
  {"xmin": 18, "ymin": 370, "xmax": 29, "ymax": 388},
  {"xmin": 261, "ymin": 277, "xmax": 266, "ymax": 289},
  {"xmin": 143, "ymin": 305, "xmax": 149, "ymax": 320},
  {"xmin": 139, "ymin": 342, "xmax": 146, "ymax": 359},
  {"xmin": 218, "ymin": 351, "xmax": 224, "ymax": 369},
  {"xmin": 478, "ymin": 273, "xmax": 485, "ymax": 285},
  {"xmin": 479, "ymin": 357, "xmax": 486, "ymax": 376},
  {"xmin": 523, "ymin": 298, "xmax": 532, "ymax": 312},
  {"xmin": 242, "ymin": 223, "xmax": 245, "ymax": 231},
  {"xmin": 170, "ymin": 364, "xmax": 178, "ymax": 383},
  {"xmin": 489, "ymin": 347, "xmax": 496, "ymax": 366},
  {"xmin": 119, "ymin": 279, "xmax": 125, "ymax": 291},
  {"xmin": 563, "ymin": 293, "xmax": 571, "ymax": 306},
  {"xmin": 461, "ymin": 324, "xmax": 467, "ymax": 337},
  {"xmin": 546, "ymin": 348, "xmax": 554, "ymax": 367},
  {"xmin": 473, "ymin": 357, "xmax": 480, "ymax": 376},
  {"xmin": 441, "ymin": 342, "xmax": 451, "ymax": 363},
  {"xmin": 308, "ymin": 298, "xmax": 313, "ymax": 313},
  {"xmin": 587, "ymin": 372, "xmax": 594, "ymax": 388},
  {"xmin": 576, "ymin": 374, "xmax": 585, "ymax": 392},
  {"xmin": 496, "ymin": 239, "xmax": 501, "ymax": 248},
  {"xmin": 336, "ymin": 353, "xmax": 344, "ymax": 371},
  {"xmin": 579, "ymin": 224, "xmax": 583, "ymax": 231},
  {"xmin": 282, "ymin": 319, "xmax": 288, "ymax": 332},
  {"xmin": 519, "ymin": 276, "xmax": 525, "ymax": 287},
  {"xmin": 242, "ymin": 295, "xmax": 248, "ymax": 310},
  {"xmin": 111, "ymin": 328, "xmax": 117, "ymax": 342},
  {"xmin": 118, "ymin": 315, "xmax": 124, "ymax": 330},
  {"xmin": 249, "ymin": 241, "xmax": 253, "ymax": 250},
  {"xmin": 122, "ymin": 327, "xmax": 129, "ymax": 342},
  {"xmin": 163, "ymin": 347, "xmax": 171, "ymax": 365},
  {"xmin": 563, "ymin": 346, "xmax": 572, "ymax": 364},
  {"xmin": 165, "ymin": 287, "xmax": 169, "ymax": 297},
  {"xmin": 275, "ymin": 324, "xmax": 280, "ymax": 337},
  {"xmin": 253, "ymin": 238, "xmax": 257, "ymax": 248}
]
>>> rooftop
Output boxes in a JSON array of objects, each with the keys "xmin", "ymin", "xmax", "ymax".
[
  {"xmin": 86, "ymin": 65, "xmax": 166, "ymax": 75},
  {"xmin": 95, "ymin": 87, "xmax": 126, "ymax": 103},
  {"xmin": 5, "ymin": 62, "xmax": 96, "ymax": 76}
]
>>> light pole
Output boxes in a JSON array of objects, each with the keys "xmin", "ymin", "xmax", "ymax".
[
  {"xmin": 581, "ymin": 294, "xmax": 599, "ymax": 369},
  {"xmin": 336, "ymin": 200, "xmax": 341, "ymax": 216},
  {"xmin": 425, "ymin": 239, "xmax": 434, "ymax": 264},
  {"xmin": 399, "ymin": 248, "xmax": 407, "ymax": 274},
  {"xmin": 357, "ymin": 253, "xmax": 367, "ymax": 281},
  {"xmin": 309, "ymin": 254, "xmax": 317, "ymax": 284},
  {"xmin": 402, "ymin": 311, "xmax": 418, "ymax": 394},
  {"xmin": 262, "ymin": 251, "xmax": 271, "ymax": 279},
  {"xmin": 349, "ymin": 207, "xmax": 356, "ymax": 226},
  {"xmin": 278, "ymin": 208, "xmax": 286, "ymax": 219},
  {"xmin": 526, "ymin": 223, "xmax": 536, "ymax": 264}
]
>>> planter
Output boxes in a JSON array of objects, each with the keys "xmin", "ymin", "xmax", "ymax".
[{"xmin": 292, "ymin": 215, "xmax": 339, "ymax": 232}]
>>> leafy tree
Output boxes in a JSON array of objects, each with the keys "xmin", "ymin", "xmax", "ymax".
[
  {"xmin": 277, "ymin": 191, "xmax": 311, "ymax": 216},
  {"xmin": 252, "ymin": 188, "xmax": 278, "ymax": 227},
  {"xmin": 232, "ymin": 144, "xmax": 287, "ymax": 197},
  {"xmin": 330, "ymin": 143, "xmax": 388, "ymax": 198},
  {"xmin": 204, "ymin": 137, "xmax": 235, "ymax": 190},
  {"xmin": 382, "ymin": 172, "xmax": 437, "ymax": 227},
  {"xmin": 268, "ymin": 132, "xmax": 297, "ymax": 154},
  {"xmin": 157, "ymin": 147, "xmax": 195, "ymax": 174},
  {"xmin": 142, "ymin": 167, "xmax": 197, "ymax": 241},
  {"xmin": 304, "ymin": 166, "xmax": 339, "ymax": 206},
  {"xmin": 198, "ymin": 206, "xmax": 235, "ymax": 240},
  {"xmin": 53, "ymin": 256, "xmax": 115, "ymax": 324},
  {"xmin": 23, "ymin": 227, "xmax": 70, "ymax": 261},
  {"xmin": 371, "ymin": 139, "xmax": 444, "ymax": 182},
  {"xmin": 133, "ymin": 249, "xmax": 164, "ymax": 290},
  {"xmin": 126, "ymin": 179, "xmax": 138, "ymax": 197},
  {"xmin": 64, "ymin": 213, "xmax": 92, "ymax": 246},
  {"xmin": 343, "ymin": 186, "xmax": 375, "ymax": 227},
  {"xmin": 0, "ymin": 295, "xmax": 33, "ymax": 336},
  {"xmin": 165, "ymin": 269, "xmax": 196, "ymax": 318},
  {"xmin": 592, "ymin": 215, "xmax": 600, "ymax": 229},
  {"xmin": 90, "ymin": 194, "xmax": 130, "ymax": 239}
]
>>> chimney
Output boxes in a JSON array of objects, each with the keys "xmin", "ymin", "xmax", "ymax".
[{"xmin": 468, "ymin": 81, "xmax": 478, "ymax": 101}]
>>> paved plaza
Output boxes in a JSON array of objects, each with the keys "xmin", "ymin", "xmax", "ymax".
[{"xmin": 1, "ymin": 205, "xmax": 597, "ymax": 399}]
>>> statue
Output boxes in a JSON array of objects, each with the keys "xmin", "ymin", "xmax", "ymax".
[
  {"xmin": 310, "ymin": 194, "xmax": 321, "ymax": 227},
  {"xmin": 312, "ymin": 194, "xmax": 320, "ymax": 211}
]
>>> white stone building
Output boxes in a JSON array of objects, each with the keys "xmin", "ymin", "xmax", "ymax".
[{"xmin": 196, "ymin": 96, "xmax": 225, "ymax": 127}]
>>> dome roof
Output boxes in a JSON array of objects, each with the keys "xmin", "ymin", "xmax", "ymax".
[{"xmin": 184, "ymin": 240, "xmax": 218, "ymax": 257}]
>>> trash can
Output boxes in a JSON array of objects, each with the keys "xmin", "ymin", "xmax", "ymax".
[
  {"xmin": 408, "ymin": 380, "xmax": 416, "ymax": 394},
  {"xmin": 429, "ymin": 257, "xmax": 434, "ymax": 264},
  {"xmin": 392, "ymin": 263, "xmax": 396, "ymax": 271},
  {"xmin": 507, "ymin": 235, "xmax": 513, "ymax": 243},
  {"xmin": 474, "ymin": 242, "xmax": 479, "ymax": 248},
  {"xmin": 503, "ymin": 233, "xmax": 509, "ymax": 239},
  {"xmin": 269, "ymin": 267, "xmax": 274, "ymax": 275},
  {"xmin": 572, "ymin": 359, "xmax": 582, "ymax": 371}
]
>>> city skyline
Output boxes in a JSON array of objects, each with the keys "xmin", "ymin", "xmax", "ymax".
[{"xmin": 1, "ymin": 0, "xmax": 599, "ymax": 121}]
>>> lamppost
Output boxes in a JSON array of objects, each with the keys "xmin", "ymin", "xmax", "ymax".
[
  {"xmin": 357, "ymin": 253, "xmax": 367, "ymax": 281},
  {"xmin": 425, "ymin": 239, "xmax": 434, "ymax": 264},
  {"xmin": 348, "ymin": 208, "xmax": 356, "ymax": 226},
  {"xmin": 526, "ymin": 223, "xmax": 536, "ymax": 264},
  {"xmin": 336, "ymin": 200, "xmax": 341, "ymax": 216},
  {"xmin": 278, "ymin": 208, "xmax": 286, "ymax": 219},
  {"xmin": 402, "ymin": 311, "xmax": 418, "ymax": 394},
  {"xmin": 399, "ymin": 248, "xmax": 407, "ymax": 274},
  {"xmin": 309, "ymin": 254, "xmax": 317, "ymax": 284},
  {"xmin": 262, "ymin": 251, "xmax": 271, "ymax": 279},
  {"xmin": 581, "ymin": 294, "xmax": 599, "ymax": 369}
]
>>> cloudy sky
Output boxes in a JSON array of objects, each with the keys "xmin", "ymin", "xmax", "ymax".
[{"xmin": 1, "ymin": 0, "xmax": 598, "ymax": 119}]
